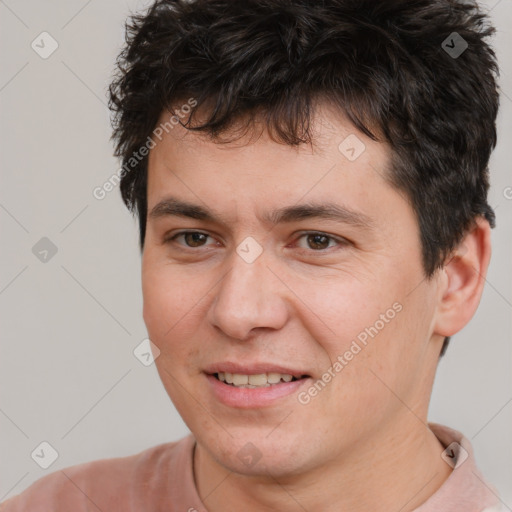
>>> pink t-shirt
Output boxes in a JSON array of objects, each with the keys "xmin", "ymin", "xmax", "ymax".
[{"xmin": 0, "ymin": 423, "xmax": 503, "ymax": 511}]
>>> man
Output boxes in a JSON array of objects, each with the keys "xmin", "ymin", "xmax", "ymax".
[{"xmin": 1, "ymin": 0, "xmax": 504, "ymax": 510}]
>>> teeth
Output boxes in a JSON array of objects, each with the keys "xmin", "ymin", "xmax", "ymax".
[
  {"xmin": 248, "ymin": 374, "xmax": 267, "ymax": 386},
  {"xmin": 267, "ymin": 372, "xmax": 282, "ymax": 384},
  {"xmin": 232, "ymin": 374, "xmax": 249, "ymax": 386},
  {"xmin": 215, "ymin": 372, "xmax": 301, "ymax": 387}
]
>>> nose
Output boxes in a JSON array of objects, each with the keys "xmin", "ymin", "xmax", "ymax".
[{"xmin": 207, "ymin": 250, "xmax": 289, "ymax": 341}]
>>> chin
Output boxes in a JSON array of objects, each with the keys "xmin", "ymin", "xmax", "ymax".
[{"xmin": 199, "ymin": 426, "xmax": 314, "ymax": 477}]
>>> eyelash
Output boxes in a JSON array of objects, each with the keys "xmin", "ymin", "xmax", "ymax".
[{"xmin": 165, "ymin": 231, "xmax": 348, "ymax": 253}]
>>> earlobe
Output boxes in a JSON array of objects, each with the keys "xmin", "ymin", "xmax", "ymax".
[{"xmin": 433, "ymin": 216, "xmax": 492, "ymax": 338}]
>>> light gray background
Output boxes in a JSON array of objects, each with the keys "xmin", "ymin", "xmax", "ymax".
[{"xmin": 1, "ymin": 0, "xmax": 511, "ymax": 505}]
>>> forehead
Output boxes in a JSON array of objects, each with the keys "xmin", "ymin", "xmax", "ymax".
[
  {"xmin": 148, "ymin": 101, "xmax": 390, "ymax": 177},
  {"xmin": 148, "ymin": 102, "xmax": 395, "ymax": 210},
  {"xmin": 150, "ymin": 99, "xmax": 412, "ymax": 215},
  {"xmin": 156, "ymin": 98, "xmax": 382, "ymax": 152}
]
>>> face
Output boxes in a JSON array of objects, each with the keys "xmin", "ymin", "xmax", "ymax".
[{"xmin": 142, "ymin": 103, "xmax": 445, "ymax": 477}]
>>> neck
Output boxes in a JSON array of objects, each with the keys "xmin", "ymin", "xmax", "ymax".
[{"xmin": 193, "ymin": 416, "xmax": 453, "ymax": 512}]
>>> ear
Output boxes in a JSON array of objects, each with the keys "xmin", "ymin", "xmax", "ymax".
[{"xmin": 433, "ymin": 216, "xmax": 492, "ymax": 337}]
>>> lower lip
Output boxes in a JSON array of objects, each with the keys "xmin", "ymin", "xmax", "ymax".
[{"xmin": 205, "ymin": 374, "xmax": 310, "ymax": 408}]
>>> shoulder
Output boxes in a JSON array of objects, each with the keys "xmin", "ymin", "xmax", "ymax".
[{"xmin": 0, "ymin": 436, "xmax": 192, "ymax": 512}]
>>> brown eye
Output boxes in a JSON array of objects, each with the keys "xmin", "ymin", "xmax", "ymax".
[
  {"xmin": 167, "ymin": 231, "xmax": 213, "ymax": 248},
  {"xmin": 183, "ymin": 232, "xmax": 208, "ymax": 247},
  {"xmin": 294, "ymin": 232, "xmax": 343, "ymax": 251},
  {"xmin": 306, "ymin": 234, "xmax": 331, "ymax": 250}
]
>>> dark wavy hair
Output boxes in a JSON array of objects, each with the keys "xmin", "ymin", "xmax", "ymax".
[{"xmin": 108, "ymin": 0, "xmax": 499, "ymax": 356}]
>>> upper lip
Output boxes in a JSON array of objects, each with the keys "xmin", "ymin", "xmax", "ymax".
[{"xmin": 204, "ymin": 362, "xmax": 310, "ymax": 378}]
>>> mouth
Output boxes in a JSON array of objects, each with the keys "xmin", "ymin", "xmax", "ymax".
[
  {"xmin": 203, "ymin": 362, "xmax": 312, "ymax": 407},
  {"xmin": 210, "ymin": 371, "xmax": 310, "ymax": 389}
]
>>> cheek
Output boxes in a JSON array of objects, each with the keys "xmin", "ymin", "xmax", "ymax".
[
  {"xmin": 291, "ymin": 273, "xmax": 394, "ymax": 352},
  {"xmin": 321, "ymin": 284, "xmax": 436, "ymax": 426},
  {"xmin": 290, "ymin": 272, "xmax": 421, "ymax": 407},
  {"xmin": 142, "ymin": 257, "xmax": 199, "ymax": 345}
]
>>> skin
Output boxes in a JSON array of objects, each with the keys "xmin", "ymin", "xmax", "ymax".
[{"xmin": 142, "ymin": 102, "xmax": 492, "ymax": 512}]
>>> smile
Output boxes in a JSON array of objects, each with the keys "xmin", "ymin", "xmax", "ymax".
[
  {"xmin": 206, "ymin": 372, "xmax": 311, "ymax": 408},
  {"xmin": 214, "ymin": 371, "xmax": 305, "ymax": 388}
]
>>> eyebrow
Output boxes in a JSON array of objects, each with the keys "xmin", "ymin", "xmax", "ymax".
[{"xmin": 148, "ymin": 197, "xmax": 376, "ymax": 231}]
